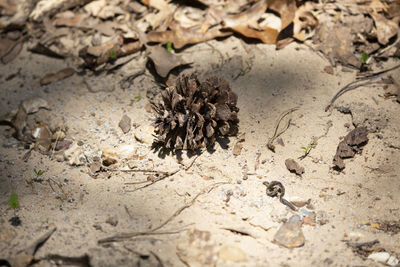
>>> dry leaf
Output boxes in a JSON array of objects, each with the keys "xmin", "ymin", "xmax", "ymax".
[
  {"xmin": 32, "ymin": 124, "xmax": 52, "ymax": 151},
  {"xmin": 30, "ymin": 0, "xmax": 94, "ymax": 21},
  {"xmin": 220, "ymin": 0, "xmax": 279, "ymax": 44},
  {"xmin": 147, "ymin": 23, "xmax": 231, "ymax": 49},
  {"xmin": 369, "ymin": 11, "xmax": 398, "ymax": 45},
  {"xmin": 147, "ymin": 45, "xmax": 188, "ymax": 77},
  {"xmin": 268, "ymin": 0, "xmax": 297, "ymax": 29},
  {"xmin": 21, "ymin": 97, "xmax": 49, "ymax": 114},
  {"xmin": 40, "ymin": 67, "xmax": 75, "ymax": 85},
  {"xmin": 53, "ymin": 12, "xmax": 87, "ymax": 27}
]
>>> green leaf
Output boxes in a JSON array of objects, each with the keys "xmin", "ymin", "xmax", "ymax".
[
  {"xmin": 361, "ymin": 52, "xmax": 369, "ymax": 63},
  {"xmin": 8, "ymin": 193, "xmax": 19, "ymax": 209},
  {"xmin": 166, "ymin": 42, "xmax": 173, "ymax": 52},
  {"xmin": 109, "ymin": 50, "xmax": 116, "ymax": 59},
  {"xmin": 135, "ymin": 92, "xmax": 142, "ymax": 101},
  {"xmin": 34, "ymin": 169, "xmax": 44, "ymax": 176}
]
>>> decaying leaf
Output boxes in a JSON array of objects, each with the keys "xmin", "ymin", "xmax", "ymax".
[
  {"xmin": 30, "ymin": 0, "xmax": 95, "ymax": 22},
  {"xmin": 147, "ymin": 45, "xmax": 189, "ymax": 77},
  {"xmin": 83, "ymin": 0, "xmax": 124, "ymax": 19},
  {"xmin": 53, "ymin": 11, "xmax": 87, "ymax": 27},
  {"xmin": 0, "ymin": 36, "xmax": 25, "ymax": 64},
  {"xmin": 333, "ymin": 127, "xmax": 368, "ymax": 170},
  {"xmin": 1, "ymin": 97, "xmax": 49, "ymax": 140},
  {"xmin": 147, "ymin": 23, "xmax": 231, "ymax": 49},
  {"xmin": 40, "ymin": 67, "xmax": 75, "ymax": 85},
  {"xmin": 32, "ymin": 124, "xmax": 52, "ymax": 151},
  {"xmin": 153, "ymin": 74, "xmax": 239, "ymax": 150},
  {"xmin": 219, "ymin": 0, "xmax": 279, "ymax": 44},
  {"xmin": 369, "ymin": 11, "xmax": 398, "ymax": 45}
]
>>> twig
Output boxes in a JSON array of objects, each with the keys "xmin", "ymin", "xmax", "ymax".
[
  {"xmin": 124, "ymin": 154, "xmax": 200, "ymax": 192},
  {"xmin": 125, "ymin": 169, "xmax": 180, "ymax": 192},
  {"xmin": 345, "ymin": 239, "xmax": 379, "ymax": 248},
  {"xmin": 124, "ymin": 205, "xmax": 133, "ymax": 219},
  {"xmin": 205, "ymin": 42, "xmax": 224, "ymax": 66},
  {"xmin": 150, "ymin": 251, "xmax": 164, "ymax": 267},
  {"xmin": 325, "ymin": 63, "xmax": 400, "ymax": 111},
  {"xmin": 267, "ymin": 107, "xmax": 299, "ymax": 152},
  {"xmin": 98, "ymin": 182, "xmax": 227, "ymax": 244},
  {"xmin": 23, "ymin": 227, "xmax": 57, "ymax": 256}
]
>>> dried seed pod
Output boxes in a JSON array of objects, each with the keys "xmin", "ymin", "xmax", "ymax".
[{"xmin": 153, "ymin": 74, "xmax": 239, "ymax": 150}]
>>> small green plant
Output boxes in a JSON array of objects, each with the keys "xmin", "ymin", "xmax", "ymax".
[
  {"xmin": 166, "ymin": 42, "xmax": 173, "ymax": 52},
  {"xmin": 8, "ymin": 193, "xmax": 19, "ymax": 210},
  {"xmin": 239, "ymin": 65, "xmax": 250, "ymax": 76},
  {"xmin": 134, "ymin": 92, "xmax": 142, "ymax": 101},
  {"xmin": 109, "ymin": 50, "xmax": 116, "ymax": 59},
  {"xmin": 361, "ymin": 52, "xmax": 369, "ymax": 63},
  {"xmin": 300, "ymin": 140, "xmax": 313, "ymax": 156},
  {"xmin": 34, "ymin": 168, "xmax": 44, "ymax": 177}
]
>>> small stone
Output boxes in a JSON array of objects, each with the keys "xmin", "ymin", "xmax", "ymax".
[
  {"xmin": 285, "ymin": 159, "xmax": 305, "ymax": 175},
  {"xmin": 55, "ymin": 139, "xmax": 73, "ymax": 151},
  {"xmin": 101, "ymin": 150, "xmax": 118, "ymax": 166},
  {"xmin": 323, "ymin": 65, "xmax": 334, "ymax": 75},
  {"xmin": 134, "ymin": 125, "xmax": 155, "ymax": 144},
  {"xmin": 273, "ymin": 215, "xmax": 305, "ymax": 248},
  {"xmin": 316, "ymin": 210, "xmax": 329, "ymax": 225},
  {"xmin": 288, "ymin": 196, "xmax": 310, "ymax": 208},
  {"xmin": 387, "ymin": 256, "xmax": 399, "ymax": 266},
  {"xmin": 106, "ymin": 217, "xmax": 118, "ymax": 227},
  {"xmin": 367, "ymin": 252, "xmax": 390, "ymax": 264},
  {"xmin": 232, "ymin": 142, "xmax": 243, "ymax": 156},
  {"xmin": 64, "ymin": 143, "xmax": 87, "ymax": 166},
  {"xmin": 89, "ymin": 162, "xmax": 102, "ymax": 173},
  {"xmin": 218, "ymin": 245, "xmax": 247, "ymax": 262},
  {"xmin": 344, "ymin": 127, "xmax": 368, "ymax": 146},
  {"xmin": 118, "ymin": 114, "xmax": 131, "ymax": 134}
]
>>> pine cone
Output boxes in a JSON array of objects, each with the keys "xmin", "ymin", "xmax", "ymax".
[{"xmin": 153, "ymin": 74, "xmax": 239, "ymax": 150}]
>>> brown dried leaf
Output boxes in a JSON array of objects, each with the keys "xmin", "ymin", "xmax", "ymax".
[
  {"xmin": 268, "ymin": 0, "xmax": 297, "ymax": 29},
  {"xmin": 53, "ymin": 11, "xmax": 87, "ymax": 27},
  {"xmin": 147, "ymin": 45, "xmax": 188, "ymax": 77},
  {"xmin": 84, "ymin": 0, "xmax": 123, "ymax": 19},
  {"xmin": 32, "ymin": 124, "xmax": 52, "ymax": 151},
  {"xmin": 147, "ymin": 23, "xmax": 231, "ymax": 49},
  {"xmin": 30, "ymin": 0, "xmax": 94, "ymax": 22},
  {"xmin": 40, "ymin": 67, "xmax": 75, "ymax": 85},
  {"xmin": 220, "ymin": 0, "xmax": 279, "ymax": 44},
  {"xmin": 369, "ymin": 11, "xmax": 398, "ymax": 45},
  {"xmin": 0, "ymin": 37, "xmax": 24, "ymax": 64},
  {"xmin": 0, "ymin": 0, "xmax": 17, "ymax": 16}
]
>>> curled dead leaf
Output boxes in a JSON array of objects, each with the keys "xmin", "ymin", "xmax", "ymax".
[{"xmin": 147, "ymin": 45, "xmax": 189, "ymax": 77}]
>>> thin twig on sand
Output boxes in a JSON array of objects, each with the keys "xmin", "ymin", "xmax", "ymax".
[
  {"xmin": 98, "ymin": 182, "xmax": 227, "ymax": 244},
  {"xmin": 267, "ymin": 107, "xmax": 299, "ymax": 152},
  {"xmin": 325, "ymin": 63, "xmax": 400, "ymax": 111}
]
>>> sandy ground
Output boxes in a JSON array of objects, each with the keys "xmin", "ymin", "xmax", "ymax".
[{"xmin": 1, "ymin": 36, "xmax": 400, "ymax": 266}]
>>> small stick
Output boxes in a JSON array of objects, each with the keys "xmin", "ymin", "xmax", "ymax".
[
  {"xmin": 325, "ymin": 63, "xmax": 400, "ymax": 111},
  {"xmin": 267, "ymin": 107, "xmax": 299, "ymax": 152},
  {"xmin": 345, "ymin": 239, "xmax": 379, "ymax": 248},
  {"xmin": 98, "ymin": 182, "xmax": 227, "ymax": 244}
]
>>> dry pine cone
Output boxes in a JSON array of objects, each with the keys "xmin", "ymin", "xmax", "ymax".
[{"xmin": 153, "ymin": 74, "xmax": 239, "ymax": 150}]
